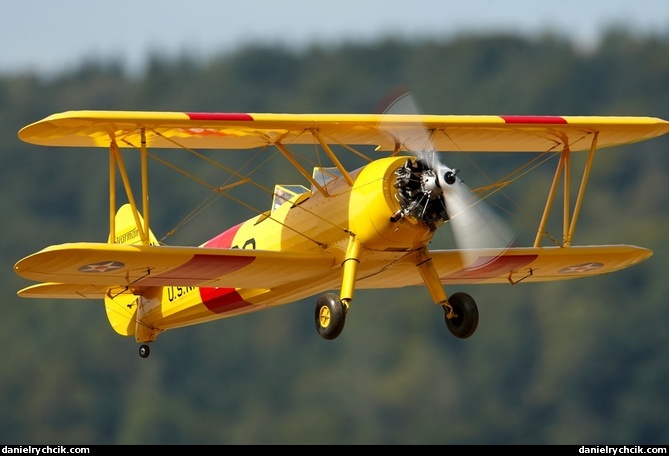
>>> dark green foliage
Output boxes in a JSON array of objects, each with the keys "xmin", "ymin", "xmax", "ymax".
[{"xmin": 1, "ymin": 31, "xmax": 669, "ymax": 444}]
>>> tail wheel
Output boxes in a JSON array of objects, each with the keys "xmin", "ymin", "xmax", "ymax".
[
  {"xmin": 139, "ymin": 344, "xmax": 151, "ymax": 358},
  {"xmin": 315, "ymin": 293, "xmax": 347, "ymax": 340},
  {"xmin": 444, "ymin": 292, "xmax": 479, "ymax": 339}
]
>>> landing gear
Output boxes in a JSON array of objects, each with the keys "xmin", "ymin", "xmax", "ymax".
[
  {"xmin": 311, "ymin": 235, "xmax": 479, "ymax": 341},
  {"xmin": 414, "ymin": 251, "xmax": 479, "ymax": 339},
  {"xmin": 443, "ymin": 292, "xmax": 479, "ymax": 339},
  {"xmin": 314, "ymin": 234, "xmax": 357, "ymax": 340},
  {"xmin": 315, "ymin": 293, "xmax": 347, "ymax": 340},
  {"xmin": 139, "ymin": 344, "xmax": 151, "ymax": 358}
]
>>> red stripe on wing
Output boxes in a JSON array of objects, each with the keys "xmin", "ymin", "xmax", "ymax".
[
  {"xmin": 447, "ymin": 254, "xmax": 537, "ymax": 279},
  {"xmin": 186, "ymin": 112, "xmax": 254, "ymax": 121},
  {"xmin": 139, "ymin": 253, "xmax": 255, "ymax": 287},
  {"xmin": 501, "ymin": 115, "xmax": 567, "ymax": 124}
]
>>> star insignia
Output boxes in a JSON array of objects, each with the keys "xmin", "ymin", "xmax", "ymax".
[
  {"xmin": 559, "ymin": 262, "xmax": 604, "ymax": 274},
  {"xmin": 78, "ymin": 261, "xmax": 125, "ymax": 273}
]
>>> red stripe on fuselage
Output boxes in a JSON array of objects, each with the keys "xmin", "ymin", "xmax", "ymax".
[
  {"xmin": 200, "ymin": 287, "xmax": 253, "ymax": 314},
  {"xmin": 186, "ymin": 112, "xmax": 254, "ymax": 121},
  {"xmin": 500, "ymin": 115, "xmax": 567, "ymax": 124},
  {"xmin": 204, "ymin": 222, "xmax": 244, "ymax": 248},
  {"xmin": 199, "ymin": 222, "xmax": 254, "ymax": 313}
]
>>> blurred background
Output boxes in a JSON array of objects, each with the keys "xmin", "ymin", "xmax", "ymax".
[{"xmin": 1, "ymin": 0, "xmax": 668, "ymax": 445}]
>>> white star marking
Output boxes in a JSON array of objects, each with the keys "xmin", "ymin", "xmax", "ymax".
[
  {"xmin": 559, "ymin": 262, "xmax": 604, "ymax": 274},
  {"xmin": 78, "ymin": 261, "xmax": 125, "ymax": 273}
]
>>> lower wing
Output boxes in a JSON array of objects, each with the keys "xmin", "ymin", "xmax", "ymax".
[
  {"xmin": 15, "ymin": 243, "xmax": 651, "ymax": 299},
  {"xmin": 15, "ymin": 242, "xmax": 336, "ymax": 297},
  {"xmin": 356, "ymin": 245, "xmax": 652, "ymax": 288}
]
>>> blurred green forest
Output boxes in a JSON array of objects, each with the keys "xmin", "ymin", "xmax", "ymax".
[{"xmin": 1, "ymin": 30, "xmax": 669, "ymax": 444}]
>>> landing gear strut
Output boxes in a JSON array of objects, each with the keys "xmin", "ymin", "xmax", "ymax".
[{"xmin": 314, "ymin": 234, "xmax": 358, "ymax": 340}]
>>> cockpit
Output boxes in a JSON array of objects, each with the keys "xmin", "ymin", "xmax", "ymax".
[{"xmin": 271, "ymin": 166, "xmax": 342, "ymax": 212}]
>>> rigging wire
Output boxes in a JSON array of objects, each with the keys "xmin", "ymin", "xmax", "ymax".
[
  {"xmin": 122, "ymin": 131, "xmax": 366, "ymax": 246},
  {"xmin": 124, "ymin": 127, "xmax": 569, "ymax": 249}
]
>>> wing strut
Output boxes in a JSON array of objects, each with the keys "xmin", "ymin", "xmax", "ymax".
[
  {"xmin": 140, "ymin": 128, "xmax": 150, "ymax": 243},
  {"xmin": 274, "ymin": 142, "xmax": 329, "ymax": 195},
  {"xmin": 533, "ymin": 132, "xmax": 599, "ymax": 247},
  {"xmin": 108, "ymin": 132, "xmax": 152, "ymax": 246},
  {"xmin": 313, "ymin": 130, "xmax": 355, "ymax": 186},
  {"xmin": 109, "ymin": 140, "xmax": 116, "ymax": 242}
]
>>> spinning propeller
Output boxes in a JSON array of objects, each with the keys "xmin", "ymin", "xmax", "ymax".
[{"xmin": 381, "ymin": 91, "xmax": 515, "ymax": 267}]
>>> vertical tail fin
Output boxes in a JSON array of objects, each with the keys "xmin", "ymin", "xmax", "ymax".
[{"xmin": 108, "ymin": 203, "xmax": 160, "ymax": 246}]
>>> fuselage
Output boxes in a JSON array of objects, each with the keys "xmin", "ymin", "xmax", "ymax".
[{"xmin": 145, "ymin": 156, "xmax": 438, "ymax": 333}]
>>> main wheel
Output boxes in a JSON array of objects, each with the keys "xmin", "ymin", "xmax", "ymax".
[
  {"xmin": 315, "ymin": 293, "xmax": 346, "ymax": 340},
  {"xmin": 444, "ymin": 292, "xmax": 479, "ymax": 339},
  {"xmin": 139, "ymin": 344, "xmax": 151, "ymax": 358}
]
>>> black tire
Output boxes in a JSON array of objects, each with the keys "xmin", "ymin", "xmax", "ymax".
[
  {"xmin": 444, "ymin": 292, "xmax": 479, "ymax": 339},
  {"xmin": 315, "ymin": 293, "xmax": 346, "ymax": 340},
  {"xmin": 139, "ymin": 344, "xmax": 151, "ymax": 358}
]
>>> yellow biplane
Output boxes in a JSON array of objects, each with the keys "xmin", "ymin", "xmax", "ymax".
[{"xmin": 14, "ymin": 102, "xmax": 669, "ymax": 358}]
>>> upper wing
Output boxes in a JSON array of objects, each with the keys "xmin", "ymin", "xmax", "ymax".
[
  {"xmin": 15, "ymin": 242, "xmax": 336, "ymax": 292},
  {"xmin": 18, "ymin": 111, "xmax": 669, "ymax": 152}
]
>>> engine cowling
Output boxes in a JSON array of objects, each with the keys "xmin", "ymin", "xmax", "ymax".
[{"xmin": 349, "ymin": 156, "xmax": 440, "ymax": 251}]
